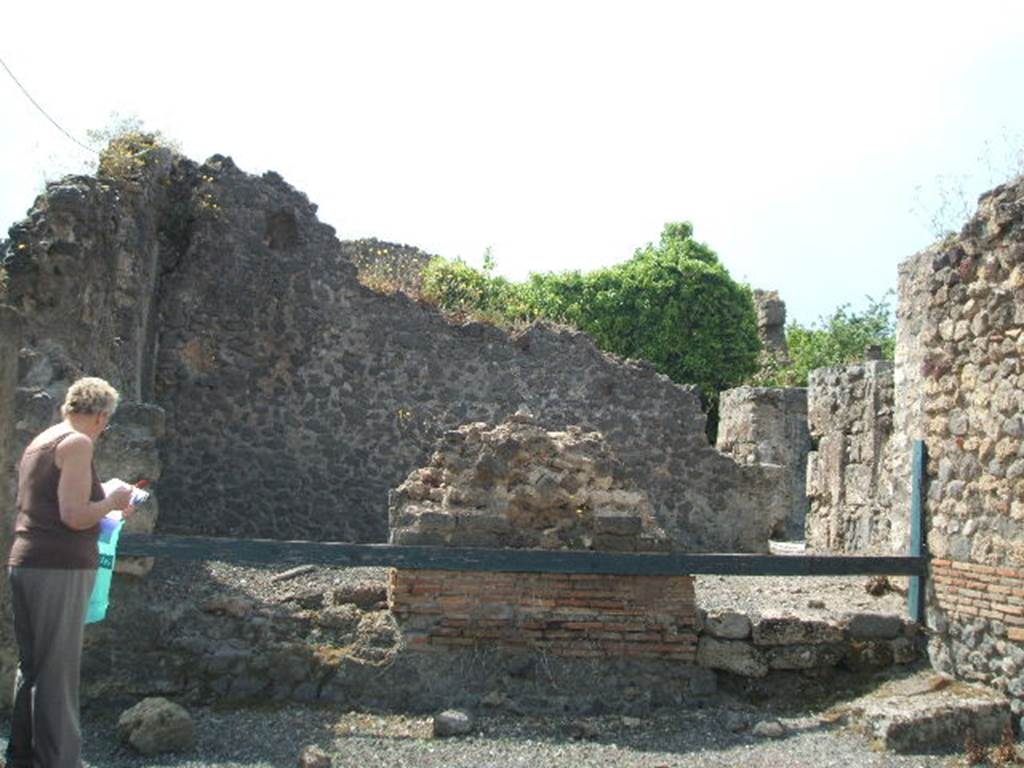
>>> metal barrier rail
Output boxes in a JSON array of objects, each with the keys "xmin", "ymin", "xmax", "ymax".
[
  {"xmin": 118, "ymin": 441, "xmax": 931, "ymax": 621},
  {"xmin": 119, "ymin": 533, "xmax": 927, "ymax": 578}
]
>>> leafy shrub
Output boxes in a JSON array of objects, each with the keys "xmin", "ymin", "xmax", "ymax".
[{"xmin": 422, "ymin": 223, "xmax": 762, "ymax": 401}]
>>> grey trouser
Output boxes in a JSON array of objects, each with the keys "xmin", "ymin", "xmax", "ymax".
[{"xmin": 6, "ymin": 567, "xmax": 95, "ymax": 768}]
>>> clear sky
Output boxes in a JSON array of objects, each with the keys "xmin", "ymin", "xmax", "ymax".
[{"xmin": 2, "ymin": 1, "xmax": 1023, "ymax": 325}]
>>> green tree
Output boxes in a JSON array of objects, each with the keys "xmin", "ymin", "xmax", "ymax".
[
  {"xmin": 422, "ymin": 222, "xmax": 762, "ymax": 403},
  {"xmin": 752, "ymin": 293, "xmax": 896, "ymax": 387}
]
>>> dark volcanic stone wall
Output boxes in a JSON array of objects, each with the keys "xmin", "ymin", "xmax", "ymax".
[
  {"xmin": 4, "ymin": 153, "xmax": 177, "ymax": 404},
  {"xmin": 153, "ymin": 157, "xmax": 786, "ymax": 547},
  {"xmin": 4, "ymin": 149, "xmax": 787, "ymax": 552},
  {"xmin": 0, "ymin": 306, "xmax": 21, "ymax": 702}
]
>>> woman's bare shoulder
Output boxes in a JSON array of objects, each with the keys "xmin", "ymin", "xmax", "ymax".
[
  {"xmin": 25, "ymin": 425, "xmax": 72, "ymax": 450},
  {"xmin": 36, "ymin": 428, "xmax": 93, "ymax": 464}
]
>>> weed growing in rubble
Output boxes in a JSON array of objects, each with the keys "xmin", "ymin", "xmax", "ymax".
[
  {"xmin": 963, "ymin": 722, "xmax": 1023, "ymax": 767},
  {"xmin": 86, "ymin": 114, "xmax": 179, "ymax": 181},
  {"xmin": 991, "ymin": 721, "xmax": 1024, "ymax": 765}
]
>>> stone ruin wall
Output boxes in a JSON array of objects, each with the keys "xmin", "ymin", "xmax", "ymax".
[
  {"xmin": 716, "ymin": 386, "xmax": 810, "ymax": 541},
  {"xmin": 55, "ymin": 412, "xmax": 919, "ymax": 710},
  {"xmin": 804, "ymin": 361, "xmax": 900, "ymax": 554},
  {"xmin": 0, "ymin": 145, "xmax": 961, "ymax": 713},
  {"xmin": 387, "ymin": 414, "xmax": 698, "ymax": 661},
  {"xmin": 0, "ymin": 147, "xmax": 792, "ymax": 558},
  {"xmin": 0, "ymin": 307, "xmax": 20, "ymax": 689},
  {"xmin": 62, "ymin": 403, "xmax": 921, "ymax": 710},
  {"xmin": 897, "ymin": 176, "xmax": 1024, "ymax": 713}
]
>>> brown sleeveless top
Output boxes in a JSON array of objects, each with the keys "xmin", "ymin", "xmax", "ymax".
[{"xmin": 8, "ymin": 431, "xmax": 103, "ymax": 569}]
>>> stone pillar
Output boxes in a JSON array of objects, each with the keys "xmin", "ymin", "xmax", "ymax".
[
  {"xmin": 716, "ymin": 386, "xmax": 810, "ymax": 540},
  {"xmin": 0, "ymin": 305, "xmax": 23, "ymax": 705},
  {"xmin": 753, "ymin": 289, "xmax": 789, "ymax": 359},
  {"xmin": 805, "ymin": 361, "xmax": 897, "ymax": 554},
  {"xmin": 890, "ymin": 245, "xmax": 936, "ymax": 557}
]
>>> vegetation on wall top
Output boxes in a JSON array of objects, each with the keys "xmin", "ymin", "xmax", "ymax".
[{"xmin": 420, "ymin": 222, "xmax": 762, "ymax": 403}]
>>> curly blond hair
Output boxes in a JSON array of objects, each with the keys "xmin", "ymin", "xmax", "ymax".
[{"xmin": 60, "ymin": 377, "xmax": 120, "ymax": 418}]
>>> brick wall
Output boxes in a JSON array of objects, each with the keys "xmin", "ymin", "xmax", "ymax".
[
  {"xmin": 932, "ymin": 560, "xmax": 1024, "ymax": 643},
  {"xmin": 389, "ymin": 569, "xmax": 697, "ymax": 660}
]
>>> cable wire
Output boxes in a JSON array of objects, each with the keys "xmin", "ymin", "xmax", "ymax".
[{"xmin": 0, "ymin": 53, "xmax": 98, "ymax": 155}]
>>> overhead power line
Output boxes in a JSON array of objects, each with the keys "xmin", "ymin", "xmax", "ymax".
[{"xmin": 0, "ymin": 53, "xmax": 98, "ymax": 155}]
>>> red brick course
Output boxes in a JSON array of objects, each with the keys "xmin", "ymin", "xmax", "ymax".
[
  {"xmin": 389, "ymin": 569, "xmax": 697, "ymax": 661},
  {"xmin": 932, "ymin": 559, "xmax": 1024, "ymax": 634}
]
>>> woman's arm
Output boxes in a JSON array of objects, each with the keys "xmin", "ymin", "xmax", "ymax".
[{"xmin": 56, "ymin": 433, "xmax": 132, "ymax": 530}]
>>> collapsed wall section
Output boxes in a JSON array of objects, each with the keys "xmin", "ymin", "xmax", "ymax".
[
  {"xmin": 387, "ymin": 415, "xmax": 698, "ymax": 659},
  {"xmin": 1, "ymin": 153, "xmax": 182, "ymax": 586},
  {"xmin": 343, "ymin": 237, "xmax": 435, "ymax": 295},
  {"xmin": 804, "ymin": 361, "xmax": 899, "ymax": 553},
  {"xmin": 898, "ymin": 176, "xmax": 1024, "ymax": 713}
]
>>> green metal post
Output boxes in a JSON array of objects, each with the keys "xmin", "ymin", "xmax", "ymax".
[{"xmin": 908, "ymin": 440, "xmax": 927, "ymax": 623}]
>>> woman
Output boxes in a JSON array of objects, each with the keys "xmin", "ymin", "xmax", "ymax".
[{"xmin": 5, "ymin": 377, "xmax": 136, "ymax": 768}]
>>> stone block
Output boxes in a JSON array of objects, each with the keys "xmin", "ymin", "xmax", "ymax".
[
  {"xmin": 433, "ymin": 709, "xmax": 473, "ymax": 737},
  {"xmin": 696, "ymin": 637, "xmax": 768, "ymax": 677},
  {"xmin": 703, "ymin": 610, "xmax": 752, "ymax": 640},
  {"xmin": 592, "ymin": 511, "xmax": 643, "ymax": 536},
  {"xmin": 765, "ymin": 643, "xmax": 844, "ymax": 670},
  {"xmin": 873, "ymin": 699, "xmax": 1010, "ymax": 754},
  {"xmin": 117, "ymin": 697, "xmax": 195, "ymax": 756},
  {"xmin": 844, "ymin": 640, "xmax": 895, "ymax": 671},
  {"xmin": 843, "ymin": 612, "xmax": 904, "ymax": 640},
  {"xmin": 752, "ymin": 617, "xmax": 843, "ymax": 646},
  {"xmin": 843, "ymin": 464, "xmax": 874, "ymax": 506}
]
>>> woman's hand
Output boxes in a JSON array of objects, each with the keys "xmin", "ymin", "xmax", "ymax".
[{"xmin": 105, "ymin": 485, "xmax": 134, "ymax": 511}]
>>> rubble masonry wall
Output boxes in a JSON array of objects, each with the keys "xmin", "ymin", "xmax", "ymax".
[
  {"xmin": 804, "ymin": 362, "xmax": 899, "ymax": 554},
  {"xmin": 716, "ymin": 386, "xmax": 810, "ymax": 541},
  {"xmin": 899, "ymin": 177, "xmax": 1024, "ymax": 714},
  {"xmin": 2, "ymin": 151, "xmax": 789, "ymax": 552}
]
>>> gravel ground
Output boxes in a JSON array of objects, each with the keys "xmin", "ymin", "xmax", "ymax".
[
  {"xmin": 695, "ymin": 573, "xmax": 911, "ymax": 618},
  {"xmin": 0, "ymin": 571, "xmax": 957, "ymax": 767},
  {"xmin": 2, "ymin": 701, "xmax": 966, "ymax": 768},
  {"xmin": 145, "ymin": 560, "xmax": 911, "ymax": 621}
]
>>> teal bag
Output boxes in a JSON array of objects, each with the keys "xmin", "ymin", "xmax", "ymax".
[{"xmin": 85, "ymin": 513, "xmax": 124, "ymax": 624}]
